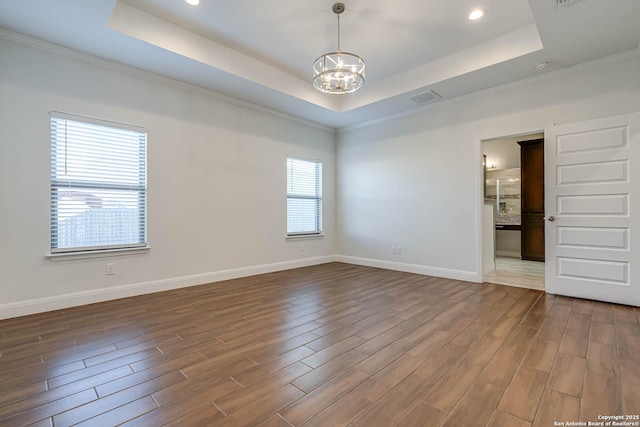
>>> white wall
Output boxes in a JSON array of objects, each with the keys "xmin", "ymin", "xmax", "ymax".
[
  {"xmin": 0, "ymin": 38, "xmax": 336, "ymax": 317},
  {"xmin": 337, "ymin": 55, "xmax": 640, "ymax": 281},
  {"xmin": 2, "ymin": 35, "xmax": 640, "ymax": 319},
  {"xmin": 482, "ymin": 204, "xmax": 495, "ymax": 274}
]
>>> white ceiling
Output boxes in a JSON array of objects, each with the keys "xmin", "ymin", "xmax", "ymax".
[{"xmin": 0, "ymin": 0, "xmax": 639, "ymax": 129}]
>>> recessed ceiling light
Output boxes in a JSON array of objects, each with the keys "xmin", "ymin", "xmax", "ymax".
[
  {"xmin": 535, "ymin": 61, "xmax": 549, "ymax": 71},
  {"xmin": 468, "ymin": 8, "xmax": 486, "ymax": 20},
  {"xmin": 185, "ymin": 0, "xmax": 200, "ymax": 5}
]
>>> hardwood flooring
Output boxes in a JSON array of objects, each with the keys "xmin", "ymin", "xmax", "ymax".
[{"xmin": 1, "ymin": 262, "xmax": 638, "ymax": 426}]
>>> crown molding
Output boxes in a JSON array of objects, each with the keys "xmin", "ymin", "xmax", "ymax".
[
  {"xmin": 0, "ymin": 28, "xmax": 335, "ymax": 134},
  {"xmin": 338, "ymin": 48, "xmax": 640, "ymax": 134},
  {"xmin": 3, "ymin": 26, "xmax": 638, "ymax": 136}
]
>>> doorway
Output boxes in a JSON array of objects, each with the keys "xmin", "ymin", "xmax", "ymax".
[{"xmin": 481, "ymin": 132, "xmax": 545, "ymax": 290}]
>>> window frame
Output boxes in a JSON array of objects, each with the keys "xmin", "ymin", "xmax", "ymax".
[
  {"xmin": 286, "ymin": 156, "xmax": 323, "ymax": 237},
  {"xmin": 49, "ymin": 111, "xmax": 148, "ymax": 255}
]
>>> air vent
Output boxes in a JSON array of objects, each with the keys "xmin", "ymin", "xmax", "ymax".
[
  {"xmin": 556, "ymin": 0, "xmax": 584, "ymax": 7},
  {"xmin": 409, "ymin": 90, "xmax": 441, "ymax": 104}
]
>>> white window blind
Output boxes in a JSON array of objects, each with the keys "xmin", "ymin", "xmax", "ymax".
[
  {"xmin": 50, "ymin": 112, "xmax": 147, "ymax": 253},
  {"xmin": 287, "ymin": 157, "xmax": 322, "ymax": 235}
]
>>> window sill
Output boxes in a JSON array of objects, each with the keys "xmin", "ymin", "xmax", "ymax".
[
  {"xmin": 46, "ymin": 246, "xmax": 151, "ymax": 261},
  {"xmin": 286, "ymin": 234, "xmax": 325, "ymax": 240}
]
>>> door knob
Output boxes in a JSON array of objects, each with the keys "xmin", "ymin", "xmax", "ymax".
[{"xmin": 547, "ymin": 216, "xmax": 555, "ymax": 222}]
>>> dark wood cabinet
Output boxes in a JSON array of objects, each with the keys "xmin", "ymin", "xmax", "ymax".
[{"xmin": 518, "ymin": 139, "xmax": 545, "ymax": 262}]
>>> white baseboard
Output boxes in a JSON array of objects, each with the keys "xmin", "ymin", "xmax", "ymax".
[
  {"xmin": 335, "ymin": 255, "xmax": 480, "ymax": 283},
  {"xmin": 0, "ymin": 255, "xmax": 482, "ymax": 320},
  {"xmin": 0, "ymin": 255, "xmax": 338, "ymax": 320}
]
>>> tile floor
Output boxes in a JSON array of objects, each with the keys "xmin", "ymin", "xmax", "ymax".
[{"xmin": 484, "ymin": 257, "xmax": 545, "ymax": 290}]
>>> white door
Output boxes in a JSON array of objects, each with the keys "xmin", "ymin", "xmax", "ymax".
[{"xmin": 545, "ymin": 112, "xmax": 640, "ymax": 306}]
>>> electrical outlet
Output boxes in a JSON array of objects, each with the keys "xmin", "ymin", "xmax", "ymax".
[{"xmin": 106, "ymin": 263, "xmax": 116, "ymax": 276}]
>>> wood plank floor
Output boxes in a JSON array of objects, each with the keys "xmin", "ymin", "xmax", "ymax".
[{"xmin": 1, "ymin": 262, "xmax": 638, "ymax": 426}]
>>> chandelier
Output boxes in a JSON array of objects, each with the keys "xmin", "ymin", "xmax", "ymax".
[{"xmin": 312, "ymin": 3, "xmax": 365, "ymax": 94}]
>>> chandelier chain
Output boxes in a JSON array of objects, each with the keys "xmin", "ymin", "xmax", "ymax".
[{"xmin": 337, "ymin": 14, "xmax": 341, "ymax": 51}]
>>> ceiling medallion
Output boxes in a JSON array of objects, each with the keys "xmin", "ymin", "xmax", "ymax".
[{"xmin": 312, "ymin": 3, "xmax": 365, "ymax": 94}]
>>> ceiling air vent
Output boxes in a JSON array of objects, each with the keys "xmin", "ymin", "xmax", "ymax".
[
  {"xmin": 556, "ymin": 0, "xmax": 584, "ymax": 7},
  {"xmin": 409, "ymin": 90, "xmax": 441, "ymax": 104}
]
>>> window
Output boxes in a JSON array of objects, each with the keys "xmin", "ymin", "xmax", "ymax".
[
  {"xmin": 50, "ymin": 112, "xmax": 147, "ymax": 253},
  {"xmin": 287, "ymin": 157, "xmax": 322, "ymax": 236}
]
